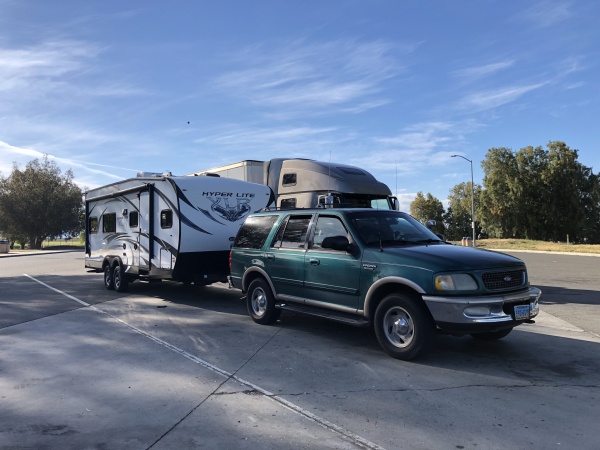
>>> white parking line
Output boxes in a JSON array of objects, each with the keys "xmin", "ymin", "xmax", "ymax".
[{"xmin": 23, "ymin": 274, "xmax": 385, "ymax": 450}]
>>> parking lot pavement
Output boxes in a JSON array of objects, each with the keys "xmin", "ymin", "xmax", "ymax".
[
  {"xmin": 2, "ymin": 252, "xmax": 600, "ymax": 449},
  {"xmin": 0, "ymin": 293, "xmax": 373, "ymax": 449}
]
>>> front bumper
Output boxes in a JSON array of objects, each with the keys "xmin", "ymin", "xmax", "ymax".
[{"xmin": 422, "ymin": 287, "xmax": 541, "ymax": 332}]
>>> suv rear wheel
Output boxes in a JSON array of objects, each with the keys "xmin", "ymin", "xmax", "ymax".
[
  {"xmin": 246, "ymin": 278, "xmax": 281, "ymax": 325},
  {"xmin": 374, "ymin": 293, "xmax": 433, "ymax": 360}
]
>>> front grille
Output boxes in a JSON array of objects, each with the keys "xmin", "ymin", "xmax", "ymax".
[{"xmin": 482, "ymin": 270, "xmax": 525, "ymax": 290}]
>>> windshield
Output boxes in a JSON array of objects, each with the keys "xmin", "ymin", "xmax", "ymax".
[{"xmin": 348, "ymin": 211, "xmax": 442, "ymax": 246}]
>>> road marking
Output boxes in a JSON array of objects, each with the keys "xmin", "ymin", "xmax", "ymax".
[
  {"xmin": 23, "ymin": 274, "xmax": 385, "ymax": 450},
  {"xmin": 24, "ymin": 274, "xmax": 91, "ymax": 307}
]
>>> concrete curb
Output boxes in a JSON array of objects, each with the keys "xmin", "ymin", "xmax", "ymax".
[
  {"xmin": 0, "ymin": 249, "xmax": 83, "ymax": 258},
  {"xmin": 488, "ymin": 248, "xmax": 600, "ymax": 257}
]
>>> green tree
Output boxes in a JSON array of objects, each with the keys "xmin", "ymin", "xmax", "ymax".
[
  {"xmin": 543, "ymin": 141, "xmax": 590, "ymax": 242},
  {"xmin": 0, "ymin": 157, "xmax": 83, "ymax": 249},
  {"xmin": 409, "ymin": 192, "xmax": 445, "ymax": 235},
  {"xmin": 479, "ymin": 147, "xmax": 519, "ymax": 238},
  {"xmin": 445, "ymin": 182, "xmax": 481, "ymax": 241},
  {"xmin": 479, "ymin": 142, "xmax": 599, "ymax": 243}
]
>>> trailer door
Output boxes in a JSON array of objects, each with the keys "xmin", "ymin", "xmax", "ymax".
[{"xmin": 138, "ymin": 190, "xmax": 151, "ymax": 271}]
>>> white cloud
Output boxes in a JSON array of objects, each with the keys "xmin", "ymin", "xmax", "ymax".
[
  {"xmin": 0, "ymin": 140, "xmax": 129, "ymax": 187},
  {"xmin": 453, "ymin": 60, "xmax": 515, "ymax": 80},
  {"xmin": 349, "ymin": 120, "xmax": 483, "ymax": 175},
  {"xmin": 214, "ymin": 39, "xmax": 404, "ymax": 117},
  {"xmin": 458, "ymin": 83, "xmax": 547, "ymax": 111},
  {"xmin": 516, "ymin": 1, "xmax": 572, "ymax": 27}
]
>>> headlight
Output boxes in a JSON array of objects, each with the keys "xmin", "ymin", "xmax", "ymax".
[{"xmin": 435, "ymin": 274, "xmax": 478, "ymax": 291}]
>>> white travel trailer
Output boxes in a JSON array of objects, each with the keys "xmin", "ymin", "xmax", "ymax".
[{"xmin": 84, "ymin": 173, "xmax": 274, "ymax": 291}]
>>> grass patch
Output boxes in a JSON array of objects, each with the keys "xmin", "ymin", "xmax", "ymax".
[{"xmin": 458, "ymin": 238, "xmax": 600, "ymax": 254}]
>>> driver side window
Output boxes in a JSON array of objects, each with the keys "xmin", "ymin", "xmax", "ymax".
[{"xmin": 312, "ymin": 216, "xmax": 348, "ymax": 250}]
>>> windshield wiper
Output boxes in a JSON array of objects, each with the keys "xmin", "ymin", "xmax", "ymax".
[{"xmin": 413, "ymin": 238, "xmax": 442, "ymax": 244}]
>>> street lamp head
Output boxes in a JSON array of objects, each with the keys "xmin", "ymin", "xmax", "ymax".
[{"xmin": 451, "ymin": 154, "xmax": 472, "ymax": 163}]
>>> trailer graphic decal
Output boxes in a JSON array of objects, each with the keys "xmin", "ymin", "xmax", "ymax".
[
  {"xmin": 180, "ymin": 213, "xmax": 212, "ymax": 234},
  {"xmin": 208, "ymin": 197, "xmax": 252, "ymax": 222}
]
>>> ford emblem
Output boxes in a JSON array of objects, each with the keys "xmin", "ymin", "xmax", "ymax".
[{"xmin": 504, "ymin": 275, "xmax": 512, "ymax": 282}]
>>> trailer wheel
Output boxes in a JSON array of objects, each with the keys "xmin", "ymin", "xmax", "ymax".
[
  {"xmin": 246, "ymin": 278, "xmax": 280, "ymax": 325},
  {"xmin": 113, "ymin": 264, "xmax": 129, "ymax": 292},
  {"xmin": 104, "ymin": 265, "xmax": 115, "ymax": 290}
]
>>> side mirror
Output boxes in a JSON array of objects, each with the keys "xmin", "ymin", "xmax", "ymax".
[{"xmin": 321, "ymin": 235, "xmax": 353, "ymax": 252}]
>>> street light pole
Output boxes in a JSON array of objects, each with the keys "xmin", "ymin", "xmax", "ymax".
[{"xmin": 451, "ymin": 155, "xmax": 476, "ymax": 248}]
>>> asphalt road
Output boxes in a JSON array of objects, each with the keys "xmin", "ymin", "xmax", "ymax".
[{"xmin": 1, "ymin": 250, "xmax": 599, "ymax": 450}]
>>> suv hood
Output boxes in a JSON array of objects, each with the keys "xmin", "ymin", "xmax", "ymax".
[{"xmin": 366, "ymin": 244, "xmax": 525, "ymax": 272}]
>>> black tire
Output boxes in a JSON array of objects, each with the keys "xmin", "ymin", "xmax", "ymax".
[
  {"xmin": 104, "ymin": 265, "xmax": 114, "ymax": 290},
  {"xmin": 374, "ymin": 293, "xmax": 434, "ymax": 360},
  {"xmin": 471, "ymin": 328, "xmax": 513, "ymax": 341},
  {"xmin": 113, "ymin": 264, "xmax": 129, "ymax": 292},
  {"xmin": 246, "ymin": 278, "xmax": 280, "ymax": 325}
]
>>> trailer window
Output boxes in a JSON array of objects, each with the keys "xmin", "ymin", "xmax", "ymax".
[
  {"xmin": 160, "ymin": 210, "xmax": 173, "ymax": 229},
  {"xmin": 89, "ymin": 217, "xmax": 98, "ymax": 234},
  {"xmin": 280, "ymin": 198, "xmax": 296, "ymax": 209},
  {"xmin": 129, "ymin": 211, "xmax": 139, "ymax": 228},
  {"xmin": 102, "ymin": 213, "xmax": 116, "ymax": 233},
  {"xmin": 282, "ymin": 173, "xmax": 297, "ymax": 186}
]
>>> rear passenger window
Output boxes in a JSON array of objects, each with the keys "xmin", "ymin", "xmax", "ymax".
[
  {"xmin": 275, "ymin": 215, "xmax": 311, "ymax": 249},
  {"xmin": 234, "ymin": 216, "xmax": 278, "ymax": 249}
]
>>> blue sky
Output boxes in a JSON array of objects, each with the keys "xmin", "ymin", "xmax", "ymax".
[{"xmin": 1, "ymin": 1, "xmax": 598, "ymax": 211}]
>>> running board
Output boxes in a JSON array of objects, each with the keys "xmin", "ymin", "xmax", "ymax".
[{"xmin": 276, "ymin": 303, "xmax": 370, "ymax": 327}]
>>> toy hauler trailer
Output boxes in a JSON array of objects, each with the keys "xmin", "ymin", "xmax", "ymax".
[
  {"xmin": 84, "ymin": 173, "xmax": 273, "ymax": 291},
  {"xmin": 190, "ymin": 158, "xmax": 398, "ymax": 210}
]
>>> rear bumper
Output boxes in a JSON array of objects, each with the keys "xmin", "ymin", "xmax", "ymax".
[{"xmin": 422, "ymin": 287, "xmax": 541, "ymax": 332}]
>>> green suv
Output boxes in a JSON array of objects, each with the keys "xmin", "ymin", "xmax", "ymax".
[{"xmin": 228, "ymin": 209, "xmax": 541, "ymax": 360}]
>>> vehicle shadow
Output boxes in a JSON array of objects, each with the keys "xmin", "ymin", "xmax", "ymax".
[
  {"xmin": 3, "ymin": 272, "xmax": 599, "ymax": 383},
  {"xmin": 537, "ymin": 284, "xmax": 600, "ymax": 305}
]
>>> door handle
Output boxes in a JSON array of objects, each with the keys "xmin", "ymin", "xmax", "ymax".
[
  {"xmin": 266, "ymin": 254, "xmax": 275, "ymax": 260},
  {"xmin": 309, "ymin": 258, "xmax": 320, "ymax": 266}
]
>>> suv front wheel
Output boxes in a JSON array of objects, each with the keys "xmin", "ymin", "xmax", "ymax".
[
  {"xmin": 374, "ymin": 293, "xmax": 433, "ymax": 360},
  {"xmin": 246, "ymin": 278, "xmax": 281, "ymax": 325}
]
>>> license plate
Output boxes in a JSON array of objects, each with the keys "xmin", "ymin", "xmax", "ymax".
[{"xmin": 514, "ymin": 304, "xmax": 530, "ymax": 320}]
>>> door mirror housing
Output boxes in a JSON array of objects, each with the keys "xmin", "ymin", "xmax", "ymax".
[{"xmin": 321, "ymin": 235, "xmax": 352, "ymax": 252}]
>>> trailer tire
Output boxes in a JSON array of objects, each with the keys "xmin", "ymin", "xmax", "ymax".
[
  {"xmin": 104, "ymin": 265, "xmax": 115, "ymax": 290},
  {"xmin": 113, "ymin": 264, "xmax": 129, "ymax": 292}
]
